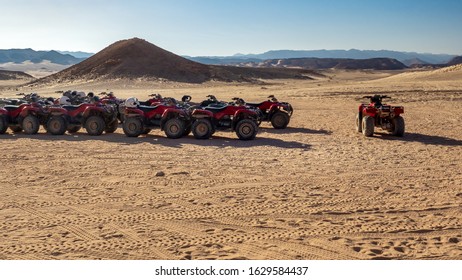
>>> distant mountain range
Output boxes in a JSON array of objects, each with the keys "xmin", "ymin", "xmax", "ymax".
[
  {"xmin": 1, "ymin": 48, "xmax": 457, "ymax": 67},
  {"xmin": 0, "ymin": 49, "xmax": 86, "ymax": 65},
  {"xmin": 186, "ymin": 49, "xmax": 457, "ymax": 66}
]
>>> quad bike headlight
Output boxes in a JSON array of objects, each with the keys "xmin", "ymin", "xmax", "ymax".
[{"xmin": 390, "ymin": 112, "xmax": 395, "ymax": 118}]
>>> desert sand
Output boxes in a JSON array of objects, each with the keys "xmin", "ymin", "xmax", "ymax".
[{"xmin": 0, "ymin": 68, "xmax": 461, "ymax": 260}]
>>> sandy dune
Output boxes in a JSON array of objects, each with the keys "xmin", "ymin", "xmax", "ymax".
[{"xmin": 0, "ymin": 69, "xmax": 461, "ymax": 260}]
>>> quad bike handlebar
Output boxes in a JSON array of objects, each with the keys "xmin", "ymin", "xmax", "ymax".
[
  {"xmin": 206, "ymin": 95, "xmax": 217, "ymax": 102},
  {"xmin": 362, "ymin": 95, "xmax": 391, "ymax": 99},
  {"xmin": 181, "ymin": 95, "xmax": 192, "ymax": 102}
]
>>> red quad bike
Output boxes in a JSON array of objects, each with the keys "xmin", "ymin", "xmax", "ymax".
[
  {"xmin": 122, "ymin": 97, "xmax": 190, "ymax": 139},
  {"xmin": 190, "ymin": 98, "xmax": 259, "ymax": 140},
  {"xmin": 356, "ymin": 95, "xmax": 405, "ymax": 137},
  {"xmin": 98, "ymin": 92, "xmax": 126, "ymax": 123},
  {"xmin": 0, "ymin": 99, "xmax": 50, "ymax": 135},
  {"xmin": 243, "ymin": 95, "xmax": 293, "ymax": 129},
  {"xmin": 45, "ymin": 100, "xmax": 118, "ymax": 136}
]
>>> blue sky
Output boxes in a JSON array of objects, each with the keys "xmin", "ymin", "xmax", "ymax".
[{"xmin": 1, "ymin": 0, "xmax": 461, "ymax": 56}]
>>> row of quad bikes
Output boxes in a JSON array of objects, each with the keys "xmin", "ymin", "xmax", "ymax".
[
  {"xmin": 0, "ymin": 93, "xmax": 294, "ymax": 140},
  {"xmin": 1, "ymin": 93, "xmax": 405, "ymax": 139}
]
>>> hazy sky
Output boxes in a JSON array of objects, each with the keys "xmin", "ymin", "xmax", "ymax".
[{"xmin": 1, "ymin": 0, "xmax": 461, "ymax": 56}]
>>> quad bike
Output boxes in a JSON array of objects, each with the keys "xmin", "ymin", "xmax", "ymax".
[
  {"xmin": 356, "ymin": 95, "xmax": 405, "ymax": 137},
  {"xmin": 122, "ymin": 97, "xmax": 191, "ymax": 139},
  {"xmin": 243, "ymin": 95, "xmax": 293, "ymax": 129},
  {"xmin": 190, "ymin": 96, "xmax": 259, "ymax": 140},
  {"xmin": 99, "ymin": 92, "xmax": 126, "ymax": 123},
  {"xmin": 45, "ymin": 100, "xmax": 118, "ymax": 136},
  {"xmin": 0, "ymin": 94, "xmax": 55, "ymax": 134}
]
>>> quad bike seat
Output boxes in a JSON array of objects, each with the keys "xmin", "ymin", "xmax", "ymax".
[
  {"xmin": 137, "ymin": 105, "xmax": 159, "ymax": 113},
  {"xmin": 63, "ymin": 105, "xmax": 82, "ymax": 111},
  {"xmin": 2, "ymin": 105, "xmax": 20, "ymax": 112},
  {"xmin": 204, "ymin": 105, "xmax": 228, "ymax": 114},
  {"xmin": 246, "ymin": 102, "xmax": 264, "ymax": 107}
]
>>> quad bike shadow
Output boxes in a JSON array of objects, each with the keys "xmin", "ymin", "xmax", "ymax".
[
  {"xmin": 1, "ymin": 130, "xmax": 311, "ymax": 150},
  {"xmin": 373, "ymin": 131, "xmax": 462, "ymax": 146},
  {"xmin": 260, "ymin": 126, "xmax": 332, "ymax": 135}
]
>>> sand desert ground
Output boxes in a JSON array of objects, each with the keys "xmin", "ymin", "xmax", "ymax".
[{"xmin": 0, "ymin": 67, "xmax": 461, "ymax": 260}]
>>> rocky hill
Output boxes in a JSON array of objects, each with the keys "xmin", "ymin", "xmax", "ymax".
[
  {"xmin": 0, "ymin": 70, "xmax": 34, "ymax": 80},
  {"xmin": 36, "ymin": 38, "xmax": 317, "ymax": 84}
]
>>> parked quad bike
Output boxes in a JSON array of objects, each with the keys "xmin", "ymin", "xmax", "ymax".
[
  {"xmin": 0, "ymin": 99, "xmax": 53, "ymax": 135},
  {"xmin": 356, "ymin": 95, "xmax": 405, "ymax": 137},
  {"xmin": 45, "ymin": 101, "xmax": 118, "ymax": 136},
  {"xmin": 122, "ymin": 98, "xmax": 191, "ymax": 139},
  {"xmin": 242, "ymin": 95, "xmax": 293, "ymax": 129},
  {"xmin": 190, "ymin": 97, "xmax": 259, "ymax": 140}
]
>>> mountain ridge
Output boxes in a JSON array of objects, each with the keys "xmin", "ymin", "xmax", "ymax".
[
  {"xmin": 188, "ymin": 49, "xmax": 456, "ymax": 66},
  {"xmin": 0, "ymin": 49, "xmax": 85, "ymax": 65}
]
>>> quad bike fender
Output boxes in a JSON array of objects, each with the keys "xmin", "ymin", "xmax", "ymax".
[
  {"xmin": 362, "ymin": 106, "xmax": 377, "ymax": 117},
  {"xmin": 19, "ymin": 107, "xmax": 40, "ymax": 118},
  {"xmin": 191, "ymin": 108, "xmax": 214, "ymax": 118},
  {"xmin": 392, "ymin": 106, "xmax": 404, "ymax": 115},
  {"xmin": 82, "ymin": 106, "xmax": 106, "ymax": 119},
  {"xmin": 49, "ymin": 107, "xmax": 68, "ymax": 115},
  {"xmin": 0, "ymin": 108, "xmax": 7, "ymax": 116},
  {"xmin": 160, "ymin": 108, "xmax": 184, "ymax": 120},
  {"xmin": 233, "ymin": 108, "xmax": 257, "ymax": 119},
  {"xmin": 256, "ymin": 101, "xmax": 272, "ymax": 111},
  {"xmin": 124, "ymin": 108, "xmax": 145, "ymax": 117}
]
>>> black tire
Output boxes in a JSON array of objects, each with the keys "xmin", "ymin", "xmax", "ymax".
[
  {"xmin": 355, "ymin": 113, "xmax": 362, "ymax": 133},
  {"xmin": 0, "ymin": 115, "xmax": 7, "ymax": 134},
  {"xmin": 67, "ymin": 126, "xmax": 81, "ymax": 133},
  {"xmin": 362, "ymin": 116, "xmax": 374, "ymax": 137},
  {"xmin": 105, "ymin": 119, "xmax": 119, "ymax": 133},
  {"xmin": 183, "ymin": 124, "xmax": 192, "ymax": 136},
  {"xmin": 192, "ymin": 119, "xmax": 213, "ymax": 139},
  {"xmin": 142, "ymin": 128, "xmax": 151, "ymax": 134},
  {"xmin": 46, "ymin": 116, "xmax": 67, "ymax": 135},
  {"xmin": 392, "ymin": 116, "xmax": 405, "ymax": 137},
  {"xmin": 85, "ymin": 115, "xmax": 105, "ymax": 136},
  {"xmin": 22, "ymin": 115, "xmax": 40, "ymax": 134},
  {"xmin": 235, "ymin": 119, "xmax": 258, "ymax": 140},
  {"xmin": 271, "ymin": 111, "xmax": 290, "ymax": 129},
  {"xmin": 10, "ymin": 126, "xmax": 23, "ymax": 133},
  {"xmin": 164, "ymin": 118, "xmax": 185, "ymax": 139},
  {"xmin": 123, "ymin": 117, "xmax": 143, "ymax": 137}
]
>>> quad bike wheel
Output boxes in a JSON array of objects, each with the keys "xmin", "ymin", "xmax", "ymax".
[
  {"xmin": 105, "ymin": 119, "xmax": 119, "ymax": 133},
  {"xmin": 355, "ymin": 113, "xmax": 362, "ymax": 133},
  {"xmin": 271, "ymin": 111, "xmax": 290, "ymax": 129},
  {"xmin": 85, "ymin": 115, "xmax": 105, "ymax": 136},
  {"xmin": 22, "ymin": 115, "xmax": 40, "ymax": 134},
  {"xmin": 235, "ymin": 119, "xmax": 258, "ymax": 140},
  {"xmin": 164, "ymin": 118, "xmax": 185, "ymax": 139},
  {"xmin": 392, "ymin": 116, "xmax": 405, "ymax": 137},
  {"xmin": 192, "ymin": 118, "xmax": 213, "ymax": 139},
  {"xmin": 0, "ymin": 115, "xmax": 7, "ymax": 134},
  {"xmin": 142, "ymin": 128, "xmax": 152, "ymax": 134},
  {"xmin": 47, "ymin": 116, "xmax": 67, "ymax": 135},
  {"xmin": 123, "ymin": 117, "xmax": 143, "ymax": 137},
  {"xmin": 361, "ymin": 116, "xmax": 374, "ymax": 137},
  {"xmin": 67, "ymin": 126, "xmax": 81, "ymax": 133}
]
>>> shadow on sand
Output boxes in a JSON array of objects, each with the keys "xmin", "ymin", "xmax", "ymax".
[
  {"xmin": 375, "ymin": 132, "xmax": 462, "ymax": 147},
  {"xmin": 260, "ymin": 126, "xmax": 332, "ymax": 135},
  {"xmin": 1, "ymin": 129, "xmax": 311, "ymax": 150}
]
